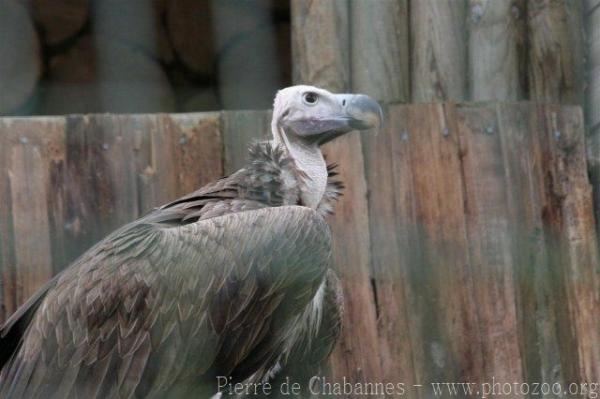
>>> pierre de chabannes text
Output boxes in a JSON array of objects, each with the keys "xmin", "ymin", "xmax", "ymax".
[{"xmin": 217, "ymin": 376, "xmax": 600, "ymax": 397}]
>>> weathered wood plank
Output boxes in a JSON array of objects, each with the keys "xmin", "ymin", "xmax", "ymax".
[
  {"xmin": 406, "ymin": 104, "xmax": 484, "ymax": 388},
  {"xmin": 527, "ymin": 0, "xmax": 585, "ymax": 104},
  {"xmin": 497, "ymin": 103, "xmax": 565, "ymax": 390},
  {"xmin": 468, "ymin": 0, "xmax": 526, "ymax": 101},
  {"xmin": 323, "ymin": 134, "xmax": 382, "ymax": 385},
  {"xmin": 455, "ymin": 105, "xmax": 523, "ymax": 383},
  {"xmin": 0, "ymin": 118, "xmax": 65, "ymax": 321},
  {"xmin": 350, "ymin": 0, "xmax": 409, "ymax": 103},
  {"xmin": 164, "ymin": 113, "xmax": 223, "ymax": 195},
  {"xmin": 410, "ymin": 0, "xmax": 467, "ymax": 102},
  {"xmin": 363, "ymin": 105, "xmax": 423, "ymax": 393},
  {"xmin": 587, "ymin": 0, "xmax": 600, "ymax": 135},
  {"xmin": 49, "ymin": 115, "xmax": 141, "ymax": 273},
  {"xmin": 586, "ymin": 0, "xmax": 600, "ymax": 232},
  {"xmin": 536, "ymin": 105, "xmax": 600, "ymax": 383},
  {"xmin": 136, "ymin": 112, "xmax": 223, "ymax": 214},
  {"xmin": 222, "ymin": 110, "xmax": 271, "ymax": 175},
  {"xmin": 291, "ymin": 0, "xmax": 349, "ymax": 92},
  {"xmin": 50, "ymin": 113, "xmax": 224, "ymax": 274}
]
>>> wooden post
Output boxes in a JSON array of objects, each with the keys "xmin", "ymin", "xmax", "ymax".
[
  {"xmin": 410, "ymin": 0, "xmax": 467, "ymax": 102},
  {"xmin": 527, "ymin": 0, "xmax": 585, "ymax": 104},
  {"xmin": 350, "ymin": 0, "xmax": 409, "ymax": 103},
  {"xmin": 291, "ymin": 0, "xmax": 350, "ymax": 92},
  {"xmin": 467, "ymin": 0, "xmax": 526, "ymax": 101}
]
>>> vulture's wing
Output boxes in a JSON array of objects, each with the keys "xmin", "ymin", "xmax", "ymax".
[
  {"xmin": 0, "ymin": 206, "xmax": 331, "ymax": 399},
  {"xmin": 248, "ymin": 269, "xmax": 344, "ymax": 398}
]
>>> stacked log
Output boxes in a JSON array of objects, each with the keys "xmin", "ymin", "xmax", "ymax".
[
  {"xmin": 31, "ymin": 0, "xmax": 88, "ymax": 46},
  {"xmin": 1, "ymin": 0, "xmax": 291, "ymax": 115},
  {"xmin": 527, "ymin": 0, "xmax": 585, "ymax": 104},
  {"xmin": 467, "ymin": 0, "xmax": 526, "ymax": 100},
  {"xmin": 0, "ymin": 0, "xmax": 41, "ymax": 115}
]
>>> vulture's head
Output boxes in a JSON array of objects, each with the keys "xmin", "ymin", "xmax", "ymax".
[
  {"xmin": 270, "ymin": 85, "xmax": 382, "ymax": 209},
  {"xmin": 271, "ymin": 85, "xmax": 382, "ymax": 147}
]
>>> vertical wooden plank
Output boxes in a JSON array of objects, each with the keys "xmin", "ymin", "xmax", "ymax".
[
  {"xmin": 586, "ymin": 0, "xmax": 600, "ymax": 233},
  {"xmin": 135, "ymin": 113, "xmax": 223, "ymax": 214},
  {"xmin": 350, "ymin": 0, "xmax": 409, "ymax": 103},
  {"xmin": 588, "ymin": 0, "xmax": 600, "ymax": 133},
  {"xmin": 127, "ymin": 114, "xmax": 168, "ymax": 215},
  {"xmin": 0, "ymin": 118, "xmax": 65, "ymax": 321},
  {"xmin": 406, "ymin": 104, "xmax": 484, "ymax": 389},
  {"xmin": 410, "ymin": 0, "xmax": 467, "ymax": 102},
  {"xmin": 322, "ymin": 134, "xmax": 382, "ymax": 386},
  {"xmin": 468, "ymin": 0, "xmax": 526, "ymax": 101},
  {"xmin": 52, "ymin": 115, "xmax": 141, "ymax": 272},
  {"xmin": 166, "ymin": 113, "xmax": 223, "ymax": 195},
  {"xmin": 222, "ymin": 110, "xmax": 271, "ymax": 175},
  {"xmin": 527, "ymin": 0, "xmax": 585, "ymax": 104},
  {"xmin": 497, "ymin": 103, "xmax": 566, "ymax": 391},
  {"xmin": 362, "ymin": 105, "xmax": 424, "ymax": 394},
  {"xmin": 291, "ymin": 0, "xmax": 349, "ymax": 92},
  {"xmin": 537, "ymin": 105, "xmax": 600, "ymax": 383},
  {"xmin": 455, "ymin": 105, "xmax": 523, "ymax": 383},
  {"xmin": 0, "ymin": 123, "xmax": 13, "ymax": 322}
]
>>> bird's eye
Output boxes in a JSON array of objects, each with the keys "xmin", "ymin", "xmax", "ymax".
[{"xmin": 302, "ymin": 92, "xmax": 319, "ymax": 105}]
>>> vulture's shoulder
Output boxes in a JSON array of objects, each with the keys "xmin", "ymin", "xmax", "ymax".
[{"xmin": 0, "ymin": 206, "xmax": 332, "ymax": 398}]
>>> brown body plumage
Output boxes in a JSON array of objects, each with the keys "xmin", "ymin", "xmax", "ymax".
[{"xmin": 0, "ymin": 141, "xmax": 344, "ymax": 399}]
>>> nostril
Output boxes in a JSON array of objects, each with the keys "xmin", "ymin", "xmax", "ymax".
[{"xmin": 342, "ymin": 99, "xmax": 346, "ymax": 106}]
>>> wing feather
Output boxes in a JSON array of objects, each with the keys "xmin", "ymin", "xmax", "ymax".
[{"xmin": 0, "ymin": 206, "xmax": 331, "ymax": 398}]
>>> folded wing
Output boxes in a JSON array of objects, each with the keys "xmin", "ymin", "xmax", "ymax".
[{"xmin": 0, "ymin": 206, "xmax": 331, "ymax": 399}]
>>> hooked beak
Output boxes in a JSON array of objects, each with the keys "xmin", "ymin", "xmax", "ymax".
[{"xmin": 315, "ymin": 93, "xmax": 383, "ymax": 145}]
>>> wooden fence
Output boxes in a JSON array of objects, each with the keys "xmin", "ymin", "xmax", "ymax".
[{"xmin": 1, "ymin": 103, "xmax": 599, "ymax": 397}]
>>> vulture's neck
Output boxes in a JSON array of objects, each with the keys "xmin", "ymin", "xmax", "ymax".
[{"xmin": 274, "ymin": 129, "xmax": 327, "ymax": 209}]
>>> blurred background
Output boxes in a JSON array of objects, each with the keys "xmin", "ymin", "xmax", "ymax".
[{"xmin": 0, "ymin": 0, "xmax": 291, "ymax": 115}]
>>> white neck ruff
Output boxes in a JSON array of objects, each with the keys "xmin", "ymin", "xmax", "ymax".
[{"xmin": 273, "ymin": 127, "xmax": 327, "ymax": 209}]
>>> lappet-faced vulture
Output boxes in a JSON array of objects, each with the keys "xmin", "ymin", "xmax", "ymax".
[{"xmin": 0, "ymin": 85, "xmax": 382, "ymax": 398}]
